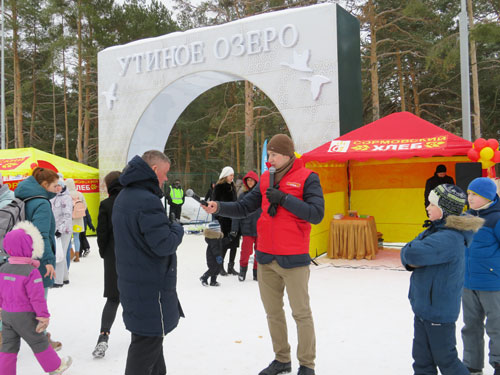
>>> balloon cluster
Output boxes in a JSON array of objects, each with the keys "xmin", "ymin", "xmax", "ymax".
[{"xmin": 467, "ymin": 138, "xmax": 500, "ymax": 169}]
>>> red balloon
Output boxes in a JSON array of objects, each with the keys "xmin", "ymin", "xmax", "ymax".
[
  {"xmin": 493, "ymin": 150, "xmax": 500, "ymax": 163},
  {"xmin": 474, "ymin": 138, "xmax": 487, "ymax": 150},
  {"xmin": 468, "ymin": 148, "xmax": 480, "ymax": 162},
  {"xmin": 487, "ymin": 138, "xmax": 499, "ymax": 151}
]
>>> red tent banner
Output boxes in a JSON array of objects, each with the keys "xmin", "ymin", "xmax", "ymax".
[{"xmin": 302, "ymin": 112, "xmax": 472, "ymax": 163}]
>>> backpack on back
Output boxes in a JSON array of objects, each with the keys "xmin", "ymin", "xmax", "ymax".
[
  {"xmin": 72, "ymin": 196, "xmax": 86, "ymax": 219},
  {"xmin": 0, "ymin": 196, "xmax": 45, "ymax": 264}
]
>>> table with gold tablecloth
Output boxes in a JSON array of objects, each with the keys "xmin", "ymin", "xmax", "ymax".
[{"xmin": 328, "ymin": 217, "xmax": 378, "ymax": 260}]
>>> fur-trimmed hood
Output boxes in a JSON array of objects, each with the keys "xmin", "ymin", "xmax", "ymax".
[
  {"xmin": 4, "ymin": 221, "xmax": 44, "ymax": 259},
  {"xmin": 445, "ymin": 215, "xmax": 484, "ymax": 232}
]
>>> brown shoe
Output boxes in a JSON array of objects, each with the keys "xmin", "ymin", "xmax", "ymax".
[
  {"xmin": 73, "ymin": 252, "xmax": 80, "ymax": 262},
  {"xmin": 47, "ymin": 332, "xmax": 62, "ymax": 351}
]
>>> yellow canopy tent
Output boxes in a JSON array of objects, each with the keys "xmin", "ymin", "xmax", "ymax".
[
  {"xmin": 301, "ymin": 112, "xmax": 473, "ymax": 257},
  {"xmin": 0, "ymin": 148, "xmax": 100, "ymax": 234}
]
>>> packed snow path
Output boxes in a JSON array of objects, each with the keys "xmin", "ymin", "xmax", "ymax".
[{"xmin": 17, "ymin": 235, "xmax": 492, "ymax": 374}]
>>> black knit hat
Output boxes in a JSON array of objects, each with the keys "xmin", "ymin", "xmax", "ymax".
[
  {"xmin": 428, "ymin": 184, "xmax": 466, "ymax": 217},
  {"xmin": 436, "ymin": 164, "xmax": 447, "ymax": 173},
  {"xmin": 267, "ymin": 134, "xmax": 295, "ymax": 158}
]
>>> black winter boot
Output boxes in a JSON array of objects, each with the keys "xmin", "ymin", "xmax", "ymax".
[
  {"xmin": 297, "ymin": 366, "xmax": 315, "ymax": 375},
  {"xmin": 238, "ymin": 266, "xmax": 248, "ymax": 282},
  {"xmin": 219, "ymin": 264, "xmax": 228, "ymax": 276},
  {"xmin": 210, "ymin": 276, "xmax": 220, "ymax": 286},
  {"xmin": 253, "ymin": 268, "xmax": 258, "ymax": 281},
  {"xmin": 259, "ymin": 360, "xmax": 292, "ymax": 375},
  {"xmin": 200, "ymin": 276, "xmax": 209, "ymax": 287},
  {"xmin": 227, "ymin": 261, "xmax": 239, "ymax": 276}
]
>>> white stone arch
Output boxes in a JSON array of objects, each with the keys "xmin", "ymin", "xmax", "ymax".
[{"xmin": 98, "ymin": 3, "xmax": 362, "ymax": 176}]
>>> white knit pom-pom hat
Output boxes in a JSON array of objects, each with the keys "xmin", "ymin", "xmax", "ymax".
[{"xmin": 219, "ymin": 166, "xmax": 234, "ymax": 180}]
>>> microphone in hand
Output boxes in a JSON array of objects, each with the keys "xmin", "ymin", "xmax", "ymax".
[
  {"xmin": 185, "ymin": 189, "xmax": 208, "ymax": 206},
  {"xmin": 269, "ymin": 166, "xmax": 276, "ymax": 188}
]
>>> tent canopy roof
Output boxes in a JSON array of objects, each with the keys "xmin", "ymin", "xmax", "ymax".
[
  {"xmin": 0, "ymin": 147, "xmax": 98, "ymax": 179},
  {"xmin": 302, "ymin": 112, "xmax": 472, "ymax": 163}
]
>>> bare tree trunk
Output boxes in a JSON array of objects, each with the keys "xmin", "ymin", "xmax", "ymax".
[
  {"xmin": 467, "ymin": 0, "xmax": 481, "ymax": 139},
  {"xmin": 184, "ymin": 138, "xmax": 190, "ymax": 175},
  {"xmin": 177, "ymin": 130, "xmax": 182, "ymax": 172},
  {"xmin": 203, "ymin": 148, "xmax": 209, "ymax": 190},
  {"xmin": 30, "ymin": 42, "xmax": 37, "ymax": 146},
  {"xmin": 368, "ymin": 0, "xmax": 380, "ymax": 121},
  {"xmin": 12, "ymin": 0, "xmax": 23, "ymax": 148},
  {"xmin": 62, "ymin": 17, "xmax": 69, "ymax": 159},
  {"xmin": 256, "ymin": 123, "xmax": 260, "ymax": 175},
  {"xmin": 231, "ymin": 132, "xmax": 235, "ymax": 167},
  {"xmin": 410, "ymin": 63, "xmax": 420, "ymax": 116},
  {"xmin": 236, "ymin": 132, "xmax": 240, "ymax": 174},
  {"xmin": 396, "ymin": 50, "xmax": 406, "ymax": 112},
  {"xmin": 260, "ymin": 128, "xmax": 265, "ymax": 175},
  {"xmin": 83, "ymin": 56, "xmax": 91, "ymax": 164},
  {"xmin": 405, "ymin": 71, "xmax": 413, "ymax": 113},
  {"xmin": 52, "ymin": 70, "xmax": 57, "ymax": 154},
  {"xmin": 244, "ymin": 80, "xmax": 255, "ymax": 172},
  {"xmin": 76, "ymin": 0, "xmax": 84, "ymax": 162}
]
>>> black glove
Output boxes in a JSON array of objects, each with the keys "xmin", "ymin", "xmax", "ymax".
[
  {"xmin": 169, "ymin": 212, "xmax": 177, "ymax": 223},
  {"xmin": 228, "ymin": 231, "xmax": 238, "ymax": 240},
  {"xmin": 55, "ymin": 230, "xmax": 61, "ymax": 238},
  {"xmin": 268, "ymin": 203, "xmax": 278, "ymax": 217},
  {"xmin": 266, "ymin": 187, "xmax": 286, "ymax": 205}
]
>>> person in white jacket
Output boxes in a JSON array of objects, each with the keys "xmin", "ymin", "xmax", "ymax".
[
  {"xmin": 64, "ymin": 179, "xmax": 87, "ymax": 263},
  {"xmin": 50, "ymin": 176, "xmax": 73, "ymax": 287}
]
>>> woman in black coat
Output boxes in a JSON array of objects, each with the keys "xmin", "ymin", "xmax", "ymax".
[
  {"xmin": 92, "ymin": 171, "xmax": 123, "ymax": 358},
  {"xmin": 213, "ymin": 166, "xmax": 239, "ymax": 276}
]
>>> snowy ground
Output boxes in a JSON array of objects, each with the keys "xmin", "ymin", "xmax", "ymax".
[{"xmin": 17, "ymin": 234, "xmax": 494, "ymax": 375}]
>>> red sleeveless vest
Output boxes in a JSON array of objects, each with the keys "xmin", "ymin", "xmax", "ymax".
[{"xmin": 258, "ymin": 158, "xmax": 313, "ymax": 255}]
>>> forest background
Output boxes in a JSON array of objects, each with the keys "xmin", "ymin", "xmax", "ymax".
[{"xmin": 1, "ymin": 0, "xmax": 499, "ymax": 192}]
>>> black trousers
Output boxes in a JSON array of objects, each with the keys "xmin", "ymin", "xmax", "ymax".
[
  {"xmin": 100, "ymin": 297, "xmax": 120, "ymax": 333},
  {"xmin": 125, "ymin": 333, "xmax": 166, "ymax": 375},
  {"xmin": 169, "ymin": 204, "xmax": 182, "ymax": 220}
]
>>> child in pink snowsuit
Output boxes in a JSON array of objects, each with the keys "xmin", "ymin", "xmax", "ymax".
[{"xmin": 0, "ymin": 221, "xmax": 72, "ymax": 375}]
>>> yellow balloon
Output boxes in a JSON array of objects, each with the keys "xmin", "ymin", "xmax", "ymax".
[
  {"xmin": 480, "ymin": 159, "xmax": 495, "ymax": 169},
  {"xmin": 480, "ymin": 147, "xmax": 494, "ymax": 161}
]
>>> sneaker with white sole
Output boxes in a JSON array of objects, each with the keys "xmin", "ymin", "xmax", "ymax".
[{"xmin": 92, "ymin": 341, "xmax": 109, "ymax": 358}]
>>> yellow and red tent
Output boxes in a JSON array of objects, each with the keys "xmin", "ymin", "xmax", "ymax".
[
  {"xmin": 0, "ymin": 148, "xmax": 99, "ymax": 234},
  {"xmin": 301, "ymin": 112, "xmax": 473, "ymax": 256}
]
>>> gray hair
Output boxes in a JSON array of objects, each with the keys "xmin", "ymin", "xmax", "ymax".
[{"xmin": 141, "ymin": 150, "xmax": 171, "ymax": 167}]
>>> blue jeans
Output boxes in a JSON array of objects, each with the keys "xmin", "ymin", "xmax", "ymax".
[
  {"xmin": 412, "ymin": 315, "xmax": 469, "ymax": 375},
  {"xmin": 73, "ymin": 232, "xmax": 80, "ymax": 254},
  {"xmin": 66, "ymin": 239, "xmax": 72, "ymax": 269}
]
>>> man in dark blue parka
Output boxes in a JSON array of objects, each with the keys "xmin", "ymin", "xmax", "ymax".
[{"xmin": 112, "ymin": 150, "xmax": 184, "ymax": 375}]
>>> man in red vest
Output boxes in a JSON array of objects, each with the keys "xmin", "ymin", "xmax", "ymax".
[{"xmin": 203, "ymin": 134, "xmax": 324, "ymax": 375}]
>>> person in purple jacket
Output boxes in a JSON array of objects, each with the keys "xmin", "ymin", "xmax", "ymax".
[{"xmin": 0, "ymin": 221, "xmax": 72, "ymax": 375}]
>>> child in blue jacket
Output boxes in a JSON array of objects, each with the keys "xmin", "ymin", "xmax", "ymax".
[
  {"xmin": 401, "ymin": 184, "xmax": 483, "ymax": 375},
  {"xmin": 462, "ymin": 177, "xmax": 500, "ymax": 375}
]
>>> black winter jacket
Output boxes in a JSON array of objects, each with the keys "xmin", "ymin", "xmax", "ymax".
[
  {"xmin": 231, "ymin": 189, "xmax": 262, "ymax": 237},
  {"xmin": 112, "ymin": 156, "xmax": 184, "ymax": 336},
  {"xmin": 97, "ymin": 178, "xmax": 123, "ymax": 299},
  {"xmin": 213, "ymin": 181, "xmax": 237, "ymax": 236}
]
